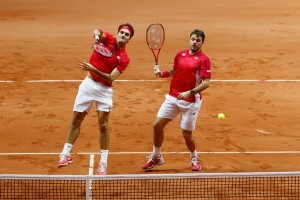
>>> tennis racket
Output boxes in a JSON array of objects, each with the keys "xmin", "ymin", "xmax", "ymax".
[{"xmin": 146, "ymin": 23, "xmax": 165, "ymax": 73}]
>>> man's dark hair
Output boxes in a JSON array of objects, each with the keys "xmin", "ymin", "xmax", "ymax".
[
  {"xmin": 190, "ymin": 29, "xmax": 205, "ymax": 42},
  {"xmin": 118, "ymin": 23, "xmax": 135, "ymax": 37}
]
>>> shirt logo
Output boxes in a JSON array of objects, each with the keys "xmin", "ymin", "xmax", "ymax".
[
  {"xmin": 182, "ymin": 53, "xmax": 186, "ymax": 56},
  {"xmin": 93, "ymin": 44, "xmax": 113, "ymax": 57},
  {"xmin": 194, "ymin": 57, "xmax": 199, "ymax": 60}
]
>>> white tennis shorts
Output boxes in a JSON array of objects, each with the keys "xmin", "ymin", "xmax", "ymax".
[
  {"xmin": 73, "ymin": 77, "xmax": 113, "ymax": 113},
  {"xmin": 157, "ymin": 94, "xmax": 202, "ymax": 131}
]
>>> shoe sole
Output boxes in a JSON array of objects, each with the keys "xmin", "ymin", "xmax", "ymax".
[
  {"xmin": 57, "ymin": 161, "xmax": 73, "ymax": 168},
  {"xmin": 143, "ymin": 161, "xmax": 165, "ymax": 172}
]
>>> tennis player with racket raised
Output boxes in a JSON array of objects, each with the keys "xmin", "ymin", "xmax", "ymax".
[
  {"xmin": 143, "ymin": 27, "xmax": 211, "ymax": 171},
  {"xmin": 58, "ymin": 23, "xmax": 134, "ymax": 175}
]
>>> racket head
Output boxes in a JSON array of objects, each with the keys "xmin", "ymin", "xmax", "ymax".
[{"xmin": 146, "ymin": 23, "xmax": 165, "ymax": 50}]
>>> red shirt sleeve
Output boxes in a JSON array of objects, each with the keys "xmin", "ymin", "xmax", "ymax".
[
  {"xmin": 200, "ymin": 56, "xmax": 211, "ymax": 78},
  {"xmin": 116, "ymin": 50, "xmax": 130, "ymax": 73}
]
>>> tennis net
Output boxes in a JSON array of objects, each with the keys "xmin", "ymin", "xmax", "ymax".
[{"xmin": 1, "ymin": 172, "xmax": 300, "ymax": 199}]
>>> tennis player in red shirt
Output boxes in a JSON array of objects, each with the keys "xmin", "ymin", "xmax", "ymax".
[
  {"xmin": 58, "ymin": 23, "xmax": 134, "ymax": 175},
  {"xmin": 143, "ymin": 29, "xmax": 211, "ymax": 171}
]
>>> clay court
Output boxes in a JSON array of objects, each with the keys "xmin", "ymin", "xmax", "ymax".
[{"xmin": 0, "ymin": 0, "xmax": 300, "ymax": 176}]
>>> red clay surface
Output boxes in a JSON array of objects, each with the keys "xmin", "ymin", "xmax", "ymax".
[{"xmin": 0, "ymin": 0, "xmax": 300, "ymax": 175}]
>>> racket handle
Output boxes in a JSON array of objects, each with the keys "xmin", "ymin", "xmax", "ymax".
[{"xmin": 154, "ymin": 64, "xmax": 160, "ymax": 73}]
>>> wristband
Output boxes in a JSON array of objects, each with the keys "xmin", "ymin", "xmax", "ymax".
[{"xmin": 161, "ymin": 71, "xmax": 170, "ymax": 78}]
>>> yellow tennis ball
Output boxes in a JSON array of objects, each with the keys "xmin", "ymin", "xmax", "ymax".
[{"xmin": 218, "ymin": 113, "xmax": 225, "ymax": 120}]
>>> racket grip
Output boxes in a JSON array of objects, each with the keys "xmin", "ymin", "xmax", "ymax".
[{"xmin": 154, "ymin": 64, "xmax": 160, "ymax": 73}]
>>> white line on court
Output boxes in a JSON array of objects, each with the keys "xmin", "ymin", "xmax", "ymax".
[
  {"xmin": 0, "ymin": 151, "xmax": 300, "ymax": 155},
  {"xmin": 89, "ymin": 154, "xmax": 95, "ymax": 175},
  {"xmin": 1, "ymin": 79, "xmax": 300, "ymax": 83},
  {"xmin": 88, "ymin": 154, "xmax": 94, "ymax": 200},
  {"xmin": 0, "ymin": 80, "xmax": 166, "ymax": 83},
  {"xmin": 211, "ymin": 79, "xmax": 300, "ymax": 82}
]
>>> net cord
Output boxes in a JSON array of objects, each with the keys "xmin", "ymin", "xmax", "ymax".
[{"xmin": 1, "ymin": 172, "xmax": 300, "ymax": 181}]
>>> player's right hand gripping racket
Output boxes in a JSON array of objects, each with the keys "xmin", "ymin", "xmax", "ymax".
[{"xmin": 146, "ymin": 23, "xmax": 165, "ymax": 73}]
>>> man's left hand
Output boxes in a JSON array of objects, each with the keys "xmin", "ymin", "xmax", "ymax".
[
  {"xmin": 177, "ymin": 91, "xmax": 191, "ymax": 100},
  {"xmin": 78, "ymin": 61, "xmax": 95, "ymax": 72}
]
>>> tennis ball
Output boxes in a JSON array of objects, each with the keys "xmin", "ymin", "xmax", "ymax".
[{"xmin": 218, "ymin": 113, "xmax": 225, "ymax": 120}]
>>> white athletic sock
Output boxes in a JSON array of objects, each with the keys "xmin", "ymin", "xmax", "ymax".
[
  {"xmin": 190, "ymin": 150, "xmax": 198, "ymax": 158},
  {"xmin": 62, "ymin": 143, "xmax": 73, "ymax": 155},
  {"xmin": 100, "ymin": 150, "xmax": 109, "ymax": 164},
  {"xmin": 153, "ymin": 146, "xmax": 161, "ymax": 157}
]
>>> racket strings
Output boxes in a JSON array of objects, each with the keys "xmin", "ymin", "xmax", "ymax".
[{"xmin": 147, "ymin": 25, "xmax": 165, "ymax": 50}]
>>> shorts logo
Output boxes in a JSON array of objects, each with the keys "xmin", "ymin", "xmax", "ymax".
[
  {"xmin": 93, "ymin": 44, "xmax": 113, "ymax": 57},
  {"xmin": 106, "ymin": 106, "xmax": 112, "ymax": 112}
]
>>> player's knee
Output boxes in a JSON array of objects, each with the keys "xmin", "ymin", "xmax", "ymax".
[
  {"xmin": 153, "ymin": 118, "xmax": 169, "ymax": 130},
  {"xmin": 182, "ymin": 130, "xmax": 192, "ymax": 139},
  {"xmin": 71, "ymin": 113, "xmax": 85, "ymax": 126},
  {"xmin": 153, "ymin": 121, "xmax": 163, "ymax": 131},
  {"xmin": 99, "ymin": 122, "xmax": 108, "ymax": 132}
]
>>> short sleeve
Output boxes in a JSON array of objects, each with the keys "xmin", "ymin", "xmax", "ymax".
[
  {"xmin": 116, "ymin": 51, "xmax": 130, "ymax": 73},
  {"xmin": 200, "ymin": 57, "xmax": 211, "ymax": 78}
]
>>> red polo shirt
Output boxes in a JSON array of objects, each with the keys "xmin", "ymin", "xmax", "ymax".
[{"xmin": 169, "ymin": 49, "xmax": 211, "ymax": 102}]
